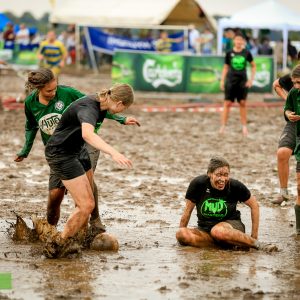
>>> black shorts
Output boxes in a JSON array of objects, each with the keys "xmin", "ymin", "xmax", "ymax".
[
  {"xmin": 278, "ymin": 121, "xmax": 296, "ymax": 151},
  {"xmin": 48, "ymin": 145, "xmax": 100, "ymax": 189},
  {"xmin": 46, "ymin": 146, "xmax": 92, "ymax": 181},
  {"xmin": 225, "ymin": 81, "xmax": 248, "ymax": 102},
  {"xmin": 198, "ymin": 219, "xmax": 245, "ymax": 233}
]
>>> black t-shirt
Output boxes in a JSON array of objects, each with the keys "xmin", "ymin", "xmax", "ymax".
[
  {"xmin": 46, "ymin": 95, "xmax": 107, "ymax": 154},
  {"xmin": 185, "ymin": 175, "xmax": 251, "ymax": 229},
  {"xmin": 225, "ymin": 49, "xmax": 253, "ymax": 83},
  {"xmin": 279, "ymin": 74, "xmax": 293, "ymax": 92}
]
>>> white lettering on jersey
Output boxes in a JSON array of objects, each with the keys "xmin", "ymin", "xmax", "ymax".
[{"xmin": 38, "ymin": 113, "xmax": 62, "ymax": 135}]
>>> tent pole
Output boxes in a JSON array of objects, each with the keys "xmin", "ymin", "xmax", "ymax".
[
  {"xmin": 282, "ymin": 28, "xmax": 288, "ymax": 71},
  {"xmin": 84, "ymin": 27, "xmax": 98, "ymax": 73},
  {"xmin": 217, "ymin": 20, "xmax": 224, "ymax": 55}
]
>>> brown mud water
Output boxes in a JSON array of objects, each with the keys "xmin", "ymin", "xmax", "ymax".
[
  {"xmin": 7, "ymin": 214, "xmax": 118, "ymax": 256},
  {"xmin": 0, "ymin": 72, "xmax": 300, "ymax": 299}
]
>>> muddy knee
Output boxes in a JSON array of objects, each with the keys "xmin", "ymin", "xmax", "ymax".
[
  {"xmin": 176, "ymin": 228, "xmax": 190, "ymax": 245},
  {"xmin": 277, "ymin": 147, "xmax": 292, "ymax": 162},
  {"xmin": 210, "ymin": 226, "xmax": 226, "ymax": 241}
]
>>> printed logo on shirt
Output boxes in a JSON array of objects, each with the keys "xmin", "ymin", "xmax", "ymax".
[
  {"xmin": 200, "ymin": 198, "xmax": 227, "ymax": 219},
  {"xmin": 231, "ymin": 55, "xmax": 246, "ymax": 71},
  {"xmin": 38, "ymin": 113, "xmax": 62, "ymax": 135},
  {"xmin": 55, "ymin": 100, "xmax": 65, "ymax": 111}
]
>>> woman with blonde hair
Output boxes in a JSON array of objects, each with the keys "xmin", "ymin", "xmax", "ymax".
[{"xmin": 44, "ymin": 83, "xmax": 137, "ymax": 258}]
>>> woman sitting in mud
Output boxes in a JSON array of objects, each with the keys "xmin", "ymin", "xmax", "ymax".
[
  {"xmin": 44, "ymin": 83, "xmax": 135, "ymax": 258},
  {"xmin": 176, "ymin": 156, "xmax": 277, "ymax": 252}
]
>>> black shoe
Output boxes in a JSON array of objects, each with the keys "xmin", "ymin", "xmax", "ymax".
[{"xmin": 89, "ymin": 218, "xmax": 106, "ymax": 233}]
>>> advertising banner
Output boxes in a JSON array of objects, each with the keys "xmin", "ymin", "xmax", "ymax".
[
  {"xmin": 87, "ymin": 28, "xmax": 184, "ymax": 54},
  {"xmin": 112, "ymin": 51, "xmax": 274, "ymax": 93}
]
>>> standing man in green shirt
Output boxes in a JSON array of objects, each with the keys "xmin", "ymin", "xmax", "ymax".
[
  {"xmin": 14, "ymin": 68, "xmax": 140, "ymax": 233},
  {"xmin": 283, "ymin": 64, "xmax": 300, "ymax": 235}
]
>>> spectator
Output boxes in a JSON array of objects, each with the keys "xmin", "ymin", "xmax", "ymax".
[
  {"xmin": 188, "ymin": 24, "xmax": 200, "ymax": 54},
  {"xmin": 249, "ymin": 38, "xmax": 259, "ymax": 56},
  {"xmin": 38, "ymin": 30, "xmax": 67, "ymax": 77},
  {"xmin": 15, "ymin": 23, "xmax": 30, "ymax": 51},
  {"xmin": 288, "ymin": 39, "xmax": 298, "ymax": 66},
  {"xmin": 258, "ymin": 37, "xmax": 273, "ymax": 55},
  {"xmin": 155, "ymin": 31, "xmax": 183, "ymax": 53},
  {"xmin": 3, "ymin": 22, "xmax": 15, "ymax": 50},
  {"xmin": 223, "ymin": 29, "xmax": 235, "ymax": 53},
  {"xmin": 199, "ymin": 27, "xmax": 214, "ymax": 54}
]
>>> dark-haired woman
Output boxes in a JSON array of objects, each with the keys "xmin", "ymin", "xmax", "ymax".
[{"xmin": 176, "ymin": 156, "xmax": 277, "ymax": 252}]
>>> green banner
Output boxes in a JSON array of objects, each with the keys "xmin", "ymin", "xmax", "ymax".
[
  {"xmin": 0, "ymin": 49, "xmax": 38, "ymax": 67},
  {"xmin": 112, "ymin": 51, "xmax": 274, "ymax": 93},
  {"xmin": 185, "ymin": 56, "xmax": 223, "ymax": 93}
]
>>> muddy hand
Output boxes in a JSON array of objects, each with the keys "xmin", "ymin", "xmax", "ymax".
[
  {"xmin": 14, "ymin": 155, "xmax": 25, "ymax": 162},
  {"xmin": 125, "ymin": 117, "xmax": 141, "ymax": 127},
  {"xmin": 288, "ymin": 112, "xmax": 300, "ymax": 122},
  {"xmin": 112, "ymin": 152, "xmax": 132, "ymax": 168}
]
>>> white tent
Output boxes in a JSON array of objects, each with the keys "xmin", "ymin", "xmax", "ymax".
[
  {"xmin": 217, "ymin": 0, "xmax": 300, "ymax": 69},
  {"xmin": 50, "ymin": 0, "xmax": 209, "ymax": 28}
]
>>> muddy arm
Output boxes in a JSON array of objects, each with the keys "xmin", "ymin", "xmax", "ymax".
[
  {"xmin": 179, "ymin": 199, "xmax": 195, "ymax": 228},
  {"xmin": 244, "ymin": 196, "xmax": 259, "ymax": 240}
]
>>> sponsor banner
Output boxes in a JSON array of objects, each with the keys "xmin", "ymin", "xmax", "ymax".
[
  {"xmin": 87, "ymin": 28, "xmax": 184, "ymax": 54},
  {"xmin": 112, "ymin": 51, "xmax": 274, "ymax": 93}
]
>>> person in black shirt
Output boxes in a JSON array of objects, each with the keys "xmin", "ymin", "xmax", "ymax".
[
  {"xmin": 272, "ymin": 51, "xmax": 300, "ymax": 205},
  {"xmin": 176, "ymin": 156, "xmax": 277, "ymax": 251},
  {"xmin": 44, "ymin": 83, "xmax": 138, "ymax": 258},
  {"xmin": 220, "ymin": 33, "xmax": 256, "ymax": 136}
]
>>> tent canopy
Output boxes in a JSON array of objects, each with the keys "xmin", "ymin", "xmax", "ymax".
[
  {"xmin": 50, "ymin": 0, "xmax": 211, "ymax": 29},
  {"xmin": 196, "ymin": 0, "xmax": 300, "ymax": 19},
  {"xmin": 217, "ymin": 0, "xmax": 300, "ymax": 69}
]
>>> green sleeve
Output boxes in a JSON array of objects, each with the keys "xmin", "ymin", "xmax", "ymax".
[
  {"xmin": 105, "ymin": 111, "xmax": 126, "ymax": 124},
  {"xmin": 17, "ymin": 104, "xmax": 39, "ymax": 158}
]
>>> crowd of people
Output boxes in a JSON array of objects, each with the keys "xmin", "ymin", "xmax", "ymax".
[{"xmin": 0, "ymin": 22, "xmax": 76, "ymax": 68}]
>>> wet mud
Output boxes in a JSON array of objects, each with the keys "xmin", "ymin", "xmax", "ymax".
[{"xmin": 1, "ymin": 72, "xmax": 300, "ymax": 299}]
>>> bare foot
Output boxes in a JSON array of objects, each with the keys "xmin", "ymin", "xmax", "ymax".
[
  {"xmin": 219, "ymin": 125, "xmax": 225, "ymax": 134},
  {"xmin": 242, "ymin": 125, "xmax": 248, "ymax": 137}
]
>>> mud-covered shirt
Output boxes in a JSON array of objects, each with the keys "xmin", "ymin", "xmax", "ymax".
[
  {"xmin": 225, "ymin": 49, "xmax": 253, "ymax": 84},
  {"xmin": 46, "ymin": 95, "xmax": 107, "ymax": 154},
  {"xmin": 18, "ymin": 86, "xmax": 126, "ymax": 157},
  {"xmin": 185, "ymin": 175, "xmax": 251, "ymax": 229}
]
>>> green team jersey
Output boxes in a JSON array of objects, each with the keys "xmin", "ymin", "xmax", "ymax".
[
  {"xmin": 284, "ymin": 88, "xmax": 300, "ymax": 135},
  {"xmin": 18, "ymin": 85, "xmax": 126, "ymax": 157}
]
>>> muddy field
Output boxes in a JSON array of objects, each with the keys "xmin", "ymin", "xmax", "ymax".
[{"xmin": 0, "ymin": 70, "xmax": 300, "ymax": 299}]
